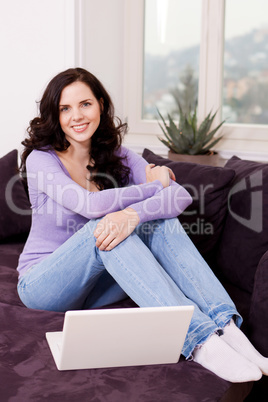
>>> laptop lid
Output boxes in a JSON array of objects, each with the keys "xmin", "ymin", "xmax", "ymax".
[{"xmin": 46, "ymin": 305, "xmax": 194, "ymax": 371}]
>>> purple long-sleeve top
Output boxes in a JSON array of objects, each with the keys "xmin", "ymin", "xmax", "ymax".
[{"xmin": 17, "ymin": 146, "xmax": 192, "ymax": 278}]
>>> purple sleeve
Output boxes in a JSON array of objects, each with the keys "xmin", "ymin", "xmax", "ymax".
[
  {"xmin": 121, "ymin": 147, "xmax": 193, "ymax": 223},
  {"xmin": 26, "ymin": 150, "xmax": 164, "ymax": 219}
]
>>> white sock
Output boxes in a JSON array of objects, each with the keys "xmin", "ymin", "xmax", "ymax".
[
  {"xmin": 221, "ymin": 319, "xmax": 268, "ymax": 375},
  {"xmin": 192, "ymin": 334, "xmax": 262, "ymax": 383}
]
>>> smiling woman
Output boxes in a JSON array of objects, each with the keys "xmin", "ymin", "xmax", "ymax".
[
  {"xmin": 16, "ymin": 67, "xmax": 268, "ymax": 384},
  {"xmin": 58, "ymin": 82, "xmax": 102, "ymax": 147},
  {"xmin": 57, "ymin": 81, "xmax": 102, "ymax": 190},
  {"xmin": 20, "ymin": 68, "xmax": 130, "ymax": 191}
]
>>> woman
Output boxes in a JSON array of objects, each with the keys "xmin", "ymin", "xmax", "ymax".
[{"xmin": 17, "ymin": 68, "xmax": 267, "ymax": 382}]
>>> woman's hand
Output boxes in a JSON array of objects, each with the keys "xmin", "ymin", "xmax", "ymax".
[
  {"xmin": 94, "ymin": 208, "xmax": 140, "ymax": 251},
  {"xmin": 145, "ymin": 164, "xmax": 176, "ymax": 188}
]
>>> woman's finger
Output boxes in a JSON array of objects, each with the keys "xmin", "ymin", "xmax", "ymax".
[
  {"xmin": 145, "ymin": 163, "xmax": 155, "ymax": 175},
  {"xmin": 95, "ymin": 231, "xmax": 109, "ymax": 248},
  {"xmin": 168, "ymin": 168, "xmax": 176, "ymax": 181},
  {"xmin": 98, "ymin": 233, "xmax": 116, "ymax": 250},
  {"xmin": 105, "ymin": 237, "xmax": 120, "ymax": 251}
]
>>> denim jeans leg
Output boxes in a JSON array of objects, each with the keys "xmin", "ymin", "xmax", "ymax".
[
  {"xmin": 18, "ymin": 217, "xmax": 232, "ymax": 358},
  {"xmin": 136, "ymin": 218, "xmax": 242, "ymax": 330},
  {"xmin": 17, "ymin": 219, "xmax": 108, "ymax": 312},
  {"xmin": 98, "ymin": 231, "xmax": 219, "ymax": 358},
  {"xmin": 83, "ymin": 270, "xmax": 129, "ymax": 309}
]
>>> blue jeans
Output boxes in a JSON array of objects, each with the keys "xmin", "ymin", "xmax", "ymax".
[{"xmin": 17, "ymin": 218, "xmax": 242, "ymax": 358}]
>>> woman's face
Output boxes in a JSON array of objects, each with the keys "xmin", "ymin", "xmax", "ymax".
[{"xmin": 59, "ymin": 81, "xmax": 102, "ymax": 148}]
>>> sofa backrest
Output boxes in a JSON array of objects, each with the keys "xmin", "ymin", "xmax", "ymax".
[
  {"xmin": 216, "ymin": 156, "xmax": 268, "ymax": 294},
  {"xmin": 0, "ymin": 150, "xmax": 31, "ymax": 243},
  {"xmin": 142, "ymin": 149, "xmax": 235, "ymax": 267}
]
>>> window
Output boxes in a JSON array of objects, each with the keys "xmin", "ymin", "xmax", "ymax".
[
  {"xmin": 143, "ymin": 0, "xmax": 201, "ymax": 120},
  {"xmin": 125, "ymin": 0, "xmax": 268, "ymax": 158},
  {"xmin": 223, "ymin": 0, "xmax": 268, "ymax": 125}
]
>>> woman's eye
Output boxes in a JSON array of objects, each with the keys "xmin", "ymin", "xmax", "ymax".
[
  {"xmin": 82, "ymin": 102, "xmax": 91, "ymax": 108},
  {"xmin": 60, "ymin": 107, "xmax": 69, "ymax": 112}
]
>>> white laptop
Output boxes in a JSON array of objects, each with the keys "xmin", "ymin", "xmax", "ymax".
[{"xmin": 46, "ymin": 305, "xmax": 194, "ymax": 371}]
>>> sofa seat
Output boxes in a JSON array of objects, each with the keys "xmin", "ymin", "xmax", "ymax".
[
  {"xmin": 0, "ymin": 242, "xmax": 253, "ymax": 402},
  {"xmin": 1, "ymin": 148, "xmax": 267, "ymax": 401}
]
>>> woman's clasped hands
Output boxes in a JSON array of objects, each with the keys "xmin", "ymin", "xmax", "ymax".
[
  {"xmin": 145, "ymin": 163, "xmax": 175, "ymax": 188},
  {"xmin": 94, "ymin": 163, "xmax": 176, "ymax": 251},
  {"xmin": 94, "ymin": 208, "xmax": 140, "ymax": 251}
]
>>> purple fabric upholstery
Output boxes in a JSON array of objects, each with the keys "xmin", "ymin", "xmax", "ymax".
[
  {"xmin": 217, "ymin": 156, "xmax": 268, "ymax": 293},
  {"xmin": 248, "ymin": 250, "xmax": 268, "ymax": 356},
  {"xmin": 0, "ymin": 150, "xmax": 31, "ymax": 240},
  {"xmin": 0, "ymin": 242, "xmax": 253, "ymax": 401},
  {"xmin": 1, "ymin": 149, "xmax": 266, "ymax": 401},
  {"xmin": 142, "ymin": 149, "xmax": 235, "ymax": 265}
]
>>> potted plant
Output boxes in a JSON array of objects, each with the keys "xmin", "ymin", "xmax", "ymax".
[{"xmin": 157, "ymin": 101, "xmax": 225, "ymax": 166}]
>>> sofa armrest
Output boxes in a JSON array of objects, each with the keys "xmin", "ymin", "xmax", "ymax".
[{"xmin": 248, "ymin": 250, "xmax": 268, "ymax": 356}]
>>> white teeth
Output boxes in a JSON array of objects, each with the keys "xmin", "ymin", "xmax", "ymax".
[
  {"xmin": 72, "ymin": 124, "xmax": 88, "ymax": 132},
  {"xmin": 73, "ymin": 124, "xmax": 87, "ymax": 129}
]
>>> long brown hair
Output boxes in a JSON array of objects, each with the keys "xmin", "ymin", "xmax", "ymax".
[{"xmin": 20, "ymin": 68, "xmax": 130, "ymax": 189}]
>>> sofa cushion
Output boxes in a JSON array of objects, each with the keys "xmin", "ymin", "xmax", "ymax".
[
  {"xmin": 0, "ymin": 298, "xmax": 252, "ymax": 402},
  {"xmin": 0, "ymin": 237, "xmax": 254, "ymax": 402},
  {"xmin": 217, "ymin": 156, "xmax": 268, "ymax": 293},
  {"xmin": 0, "ymin": 150, "xmax": 31, "ymax": 241},
  {"xmin": 142, "ymin": 149, "xmax": 235, "ymax": 263},
  {"xmin": 248, "ymin": 250, "xmax": 268, "ymax": 356}
]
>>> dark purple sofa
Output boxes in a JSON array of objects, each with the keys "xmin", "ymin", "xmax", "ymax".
[{"xmin": 0, "ymin": 148, "xmax": 267, "ymax": 401}]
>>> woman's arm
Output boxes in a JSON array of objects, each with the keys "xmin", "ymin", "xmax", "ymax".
[
  {"xmin": 93, "ymin": 148, "xmax": 192, "ymax": 251},
  {"xmin": 26, "ymin": 149, "xmax": 164, "ymax": 220},
  {"xmin": 121, "ymin": 147, "xmax": 192, "ymax": 223}
]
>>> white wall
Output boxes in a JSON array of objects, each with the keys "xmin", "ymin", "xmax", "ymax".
[
  {"xmin": 0, "ymin": 0, "xmax": 76, "ymax": 158},
  {"xmin": 3, "ymin": 0, "xmax": 265, "ymax": 161},
  {"xmin": 0, "ymin": 0, "xmax": 126, "ymax": 159},
  {"xmin": 83, "ymin": 0, "xmax": 126, "ymax": 120}
]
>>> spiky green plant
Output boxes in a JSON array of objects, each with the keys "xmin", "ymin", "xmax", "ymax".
[{"xmin": 158, "ymin": 102, "xmax": 224, "ymax": 155}]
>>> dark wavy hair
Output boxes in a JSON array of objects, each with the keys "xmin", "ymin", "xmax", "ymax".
[{"xmin": 20, "ymin": 67, "xmax": 130, "ymax": 190}]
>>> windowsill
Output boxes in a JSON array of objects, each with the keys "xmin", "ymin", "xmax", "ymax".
[{"xmin": 123, "ymin": 131, "xmax": 268, "ymax": 163}]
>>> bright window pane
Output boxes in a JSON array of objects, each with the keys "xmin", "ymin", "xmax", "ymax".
[
  {"xmin": 143, "ymin": 0, "xmax": 201, "ymax": 120},
  {"xmin": 223, "ymin": 0, "xmax": 268, "ymax": 124}
]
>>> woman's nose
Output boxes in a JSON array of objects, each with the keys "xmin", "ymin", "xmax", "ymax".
[{"xmin": 72, "ymin": 107, "xmax": 83, "ymax": 121}]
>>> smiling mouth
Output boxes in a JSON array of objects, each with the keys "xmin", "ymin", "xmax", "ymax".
[{"xmin": 72, "ymin": 123, "xmax": 89, "ymax": 132}]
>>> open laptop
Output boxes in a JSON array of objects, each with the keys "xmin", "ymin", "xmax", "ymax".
[{"xmin": 46, "ymin": 305, "xmax": 194, "ymax": 371}]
